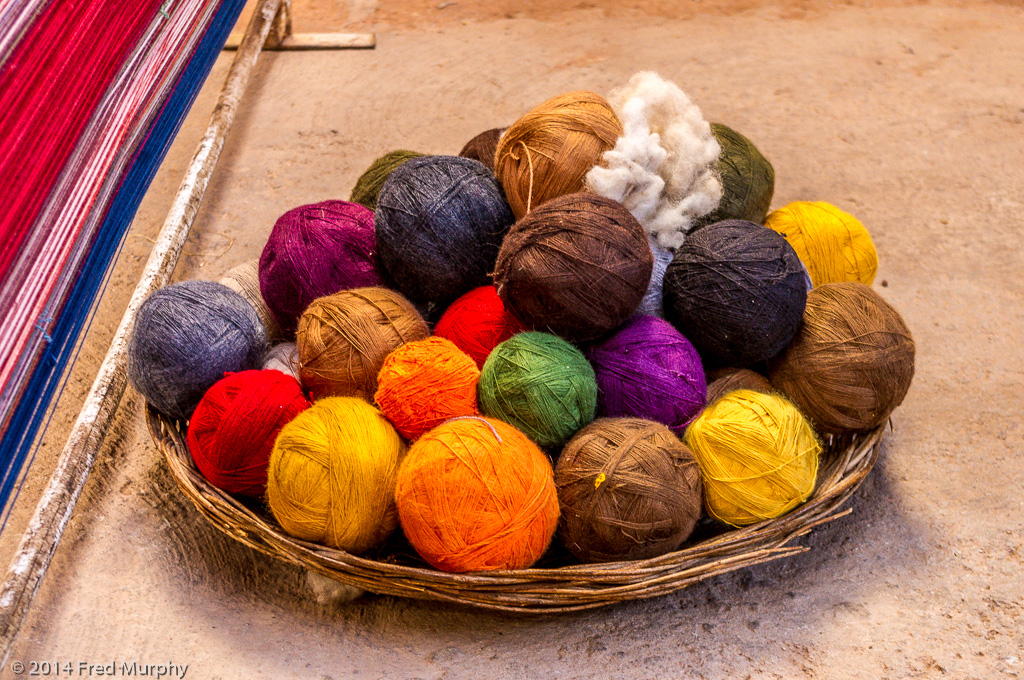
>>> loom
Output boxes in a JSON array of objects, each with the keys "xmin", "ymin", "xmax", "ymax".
[{"xmin": 0, "ymin": 0, "xmax": 372, "ymax": 661}]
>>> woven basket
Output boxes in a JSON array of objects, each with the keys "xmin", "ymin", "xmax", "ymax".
[{"xmin": 148, "ymin": 403, "xmax": 884, "ymax": 614}]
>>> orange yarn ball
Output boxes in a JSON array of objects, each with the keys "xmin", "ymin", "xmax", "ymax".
[
  {"xmin": 395, "ymin": 416, "xmax": 559, "ymax": 572},
  {"xmin": 374, "ymin": 336, "xmax": 481, "ymax": 440}
]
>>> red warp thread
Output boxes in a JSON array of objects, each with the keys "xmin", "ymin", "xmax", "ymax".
[{"xmin": 187, "ymin": 369, "xmax": 310, "ymax": 497}]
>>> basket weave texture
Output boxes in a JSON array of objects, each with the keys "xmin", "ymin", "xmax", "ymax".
[{"xmin": 148, "ymin": 404, "xmax": 883, "ymax": 614}]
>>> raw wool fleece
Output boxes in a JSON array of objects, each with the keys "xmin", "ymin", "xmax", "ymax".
[{"xmin": 586, "ymin": 72, "xmax": 723, "ymax": 250}]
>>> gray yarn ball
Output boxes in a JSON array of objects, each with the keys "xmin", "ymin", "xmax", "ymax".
[
  {"xmin": 128, "ymin": 280, "xmax": 267, "ymax": 419},
  {"xmin": 375, "ymin": 155, "xmax": 514, "ymax": 305}
]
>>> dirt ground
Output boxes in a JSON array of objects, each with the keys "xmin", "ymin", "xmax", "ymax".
[{"xmin": 2, "ymin": 1, "xmax": 1022, "ymax": 678}]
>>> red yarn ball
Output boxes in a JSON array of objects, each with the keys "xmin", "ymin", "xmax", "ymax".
[
  {"xmin": 187, "ymin": 369, "xmax": 310, "ymax": 497},
  {"xmin": 434, "ymin": 286, "xmax": 526, "ymax": 369}
]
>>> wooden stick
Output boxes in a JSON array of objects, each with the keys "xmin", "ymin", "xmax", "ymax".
[
  {"xmin": 0, "ymin": 0, "xmax": 283, "ymax": 663},
  {"xmin": 222, "ymin": 32, "xmax": 376, "ymax": 50}
]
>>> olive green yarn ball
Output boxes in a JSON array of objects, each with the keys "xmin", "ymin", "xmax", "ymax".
[
  {"xmin": 349, "ymin": 150, "xmax": 426, "ymax": 211},
  {"xmin": 478, "ymin": 331, "xmax": 597, "ymax": 449},
  {"xmin": 699, "ymin": 123, "xmax": 775, "ymax": 227}
]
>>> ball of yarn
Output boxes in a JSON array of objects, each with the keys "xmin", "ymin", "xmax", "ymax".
[
  {"xmin": 556, "ymin": 418, "xmax": 703, "ymax": 563},
  {"xmin": 187, "ymin": 370, "xmax": 309, "ymax": 497},
  {"xmin": 478, "ymin": 332, "xmax": 596, "ymax": 449},
  {"xmin": 458, "ymin": 127, "xmax": 505, "ymax": 171},
  {"xmin": 267, "ymin": 397, "xmax": 406, "ymax": 553},
  {"xmin": 375, "ymin": 155, "xmax": 514, "ymax": 305},
  {"xmin": 128, "ymin": 280, "xmax": 266, "ymax": 419},
  {"xmin": 262, "ymin": 342, "xmax": 300, "ymax": 380},
  {"xmin": 495, "ymin": 91, "xmax": 622, "ymax": 218},
  {"xmin": 297, "ymin": 287, "xmax": 429, "ymax": 400},
  {"xmin": 685, "ymin": 390, "xmax": 821, "ymax": 527},
  {"xmin": 663, "ymin": 219, "xmax": 807, "ymax": 368},
  {"xmin": 586, "ymin": 315, "xmax": 705, "ymax": 433},
  {"xmin": 395, "ymin": 416, "xmax": 559, "ymax": 572},
  {"xmin": 585, "ymin": 72, "xmax": 722, "ymax": 249},
  {"xmin": 696, "ymin": 123, "xmax": 775, "ymax": 227},
  {"xmin": 374, "ymin": 337, "xmax": 480, "ymax": 440},
  {"xmin": 433, "ymin": 286, "xmax": 526, "ymax": 369},
  {"xmin": 493, "ymin": 192, "xmax": 653, "ymax": 342},
  {"xmin": 349, "ymin": 150, "xmax": 425, "ymax": 211},
  {"xmin": 768, "ymin": 282, "xmax": 915, "ymax": 433},
  {"xmin": 259, "ymin": 200, "xmax": 381, "ymax": 335},
  {"xmin": 219, "ymin": 260, "xmax": 283, "ymax": 342},
  {"xmin": 705, "ymin": 367, "xmax": 773, "ymax": 405},
  {"xmin": 637, "ymin": 241, "xmax": 674, "ymax": 317},
  {"xmin": 765, "ymin": 201, "xmax": 878, "ymax": 287}
]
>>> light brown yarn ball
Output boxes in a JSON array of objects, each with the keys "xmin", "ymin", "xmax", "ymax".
[
  {"xmin": 495, "ymin": 91, "xmax": 622, "ymax": 219},
  {"xmin": 768, "ymin": 282, "xmax": 915, "ymax": 434},
  {"xmin": 297, "ymin": 287, "xmax": 429, "ymax": 400},
  {"xmin": 705, "ymin": 368, "xmax": 774, "ymax": 405},
  {"xmin": 218, "ymin": 260, "xmax": 283, "ymax": 342},
  {"xmin": 556, "ymin": 418, "xmax": 703, "ymax": 563}
]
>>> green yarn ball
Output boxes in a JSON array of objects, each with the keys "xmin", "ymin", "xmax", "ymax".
[
  {"xmin": 478, "ymin": 331, "xmax": 597, "ymax": 449},
  {"xmin": 699, "ymin": 123, "xmax": 775, "ymax": 227},
  {"xmin": 349, "ymin": 150, "xmax": 426, "ymax": 211}
]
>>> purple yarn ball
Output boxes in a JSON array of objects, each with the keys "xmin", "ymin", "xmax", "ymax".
[
  {"xmin": 259, "ymin": 200, "xmax": 381, "ymax": 334},
  {"xmin": 587, "ymin": 315, "xmax": 707, "ymax": 433}
]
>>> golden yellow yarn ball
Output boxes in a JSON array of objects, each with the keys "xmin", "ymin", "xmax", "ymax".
[
  {"xmin": 765, "ymin": 201, "xmax": 877, "ymax": 287},
  {"xmin": 266, "ymin": 397, "xmax": 406, "ymax": 553},
  {"xmin": 685, "ymin": 390, "xmax": 821, "ymax": 527}
]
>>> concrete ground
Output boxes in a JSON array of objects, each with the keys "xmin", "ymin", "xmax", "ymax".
[{"xmin": 2, "ymin": 1, "xmax": 1022, "ymax": 678}]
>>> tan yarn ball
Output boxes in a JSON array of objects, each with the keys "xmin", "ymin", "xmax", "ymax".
[
  {"xmin": 768, "ymin": 282, "xmax": 915, "ymax": 434},
  {"xmin": 556, "ymin": 418, "xmax": 703, "ymax": 563},
  {"xmin": 296, "ymin": 287, "xmax": 429, "ymax": 400},
  {"xmin": 218, "ymin": 260, "xmax": 283, "ymax": 342},
  {"xmin": 495, "ymin": 91, "xmax": 623, "ymax": 219},
  {"xmin": 705, "ymin": 368, "xmax": 774, "ymax": 405}
]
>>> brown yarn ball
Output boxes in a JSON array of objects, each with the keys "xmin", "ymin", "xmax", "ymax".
[
  {"xmin": 705, "ymin": 368, "xmax": 774, "ymax": 405},
  {"xmin": 297, "ymin": 287, "xmax": 429, "ymax": 400},
  {"xmin": 556, "ymin": 418, "xmax": 703, "ymax": 563},
  {"xmin": 495, "ymin": 91, "xmax": 622, "ymax": 219},
  {"xmin": 493, "ymin": 193, "xmax": 653, "ymax": 342},
  {"xmin": 458, "ymin": 127, "xmax": 505, "ymax": 171},
  {"xmin": 768, "ymin": 282, "xmax": 915, "ymax": 434}
]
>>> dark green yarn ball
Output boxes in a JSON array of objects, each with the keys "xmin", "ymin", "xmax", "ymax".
[
  {"xmin": 478, "ymin": 332, "xmax": 597, "ymax": 449},
  {"xmin": 349, "ymin": 150, "xmax": 425, "ymax": 211},
  {"xmin": 698, "ymin": 123, "xmax": 775, "ymax": 227}
]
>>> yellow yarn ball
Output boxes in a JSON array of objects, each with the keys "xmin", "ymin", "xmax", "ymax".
[
  {"xmin": 267, "ymin": 397, "xmax": 406, "ymax": 553},
  {"xmin": 685, "ymin": 390, "xmax": 821, "ymax": 527},
  {"xmin": 765, "ymin": 201, "xmax": 877, "ymax": 287}
]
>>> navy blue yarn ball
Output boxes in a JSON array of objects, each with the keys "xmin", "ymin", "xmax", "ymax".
[
  {"xmin": 662, "ymin": 220, "xmax": 807, "ymax": 368},
  {"xmin": 375, "ymin": 156, "xmax": 514, "ymax": 305},
  {"xmin": 128, "ymin": 280, "xmax": 267, "ymax": 419}
]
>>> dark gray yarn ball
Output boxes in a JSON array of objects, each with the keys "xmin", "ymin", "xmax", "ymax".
[
  {"xmin": 375, "ymin": 155, "xmax": 515, "ymax": 305},
  {"xmin": 128, "ymin": 280, "xmax": 267, "ymax": 419},
  {"xmin": 663, "ymin": 220, "xmax": 807, "ymax": 369}
]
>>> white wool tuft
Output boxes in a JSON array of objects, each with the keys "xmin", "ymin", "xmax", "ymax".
[
  {"xmin": 306, "ymin": 570, "xmax": 365, "ymax": 606},
  {"xmin": 586, "ymin": 72, "xmax": 722, "ymax": 250}
]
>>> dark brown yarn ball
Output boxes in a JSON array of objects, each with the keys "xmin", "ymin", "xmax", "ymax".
[
  {"xmin": 768, "ymin": 282, "xmax": 915, "ymax": 434},
  {"xmin": 459, "ymin": 127, "xmax": 505, "ymax": 171},
  {"xmin": 705, "ymin": 368, "xmax": 774, "ymax": 405},
  {"xmin": 493, "ymin": 193, "xmax": 653, "ymax": 343},
  {"xmin": 556, "ymin": 418, "xmax": 703, "ymax": 563},
  {"xmin": 296, "ymin": 287, "xmax": 429, "ymax": 400}
]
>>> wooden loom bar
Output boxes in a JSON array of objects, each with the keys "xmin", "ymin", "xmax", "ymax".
[{"xmin": 0, "ymin": 0, "xmax": 283, "ymax": 662}]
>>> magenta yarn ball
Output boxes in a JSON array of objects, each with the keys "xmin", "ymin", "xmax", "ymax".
[
  {"xmin": 586, "ymin": 315, "xmax": 707, "ymax": 433},
  {"xmin": 259, "ymin": 200, "xmax": 381, "ymax": 334}
]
